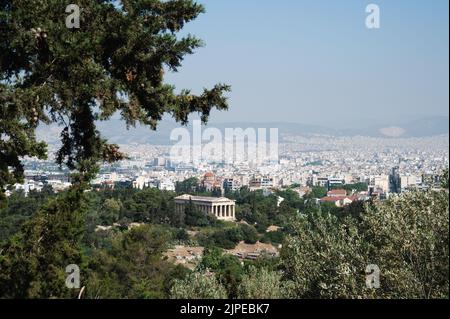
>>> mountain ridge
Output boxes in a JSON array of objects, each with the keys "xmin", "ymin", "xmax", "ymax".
[{"xmin": 37, "ymin": 116, "xmax": 449, "ymax": 145}]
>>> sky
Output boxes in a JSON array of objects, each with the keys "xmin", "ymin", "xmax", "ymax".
[{"xmin": 164, "ymin": 0, "xmax": 449, "ymax": 128}]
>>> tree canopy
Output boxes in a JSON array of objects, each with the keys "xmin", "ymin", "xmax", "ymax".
[
  {"xmin": 281, "ymin": 190, "xmax": 449, "ymax": 299},
  {"xmin": 0, "ymin": 0, "xmax": 230, "ymax": 299},
  {"xmin": 0, "ymin": 0, "xmax": 230, "ymax": 199}
]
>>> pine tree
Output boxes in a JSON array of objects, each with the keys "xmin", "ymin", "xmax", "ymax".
[
  {"xmin": 0, "ymin": 185, "xmax": 87, "ymax": 298},
  {"xmin": 0, "ymin": 0, "xmax": 230, "ymax": 196},
  {"xmin": 0, "ymin": 1, "xmax": 229, "ymax": 298}
]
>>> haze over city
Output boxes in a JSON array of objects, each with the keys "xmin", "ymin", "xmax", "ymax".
[{"xmin": 164, "ymin": 0, "xmax": 449, "ymax": 128}]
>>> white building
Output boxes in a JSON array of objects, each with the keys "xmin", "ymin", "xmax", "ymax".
[
  {"xmin": 158, "ymin": 179, "xmax": 175, "ymax": 191},
  {"xmin": 401, "ymin": 175, "xmax": 422, "ymax": 190}
]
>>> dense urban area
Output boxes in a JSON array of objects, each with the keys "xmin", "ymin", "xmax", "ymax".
[
  {"xmin": 1, "ymin": 133, "xmax": 448, "ymax": 299},
  {"xmin": 16, "ymin": 134, "xmax": 449, "ymax": 198}
]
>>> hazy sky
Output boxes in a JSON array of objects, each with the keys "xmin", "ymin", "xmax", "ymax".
[{"xmin": 164, "ymin": 0, "xmax": 449, "ymax": 128}]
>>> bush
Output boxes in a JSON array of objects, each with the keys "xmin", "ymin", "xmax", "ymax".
[
  {"xmin": 184, "ymin": 200, "xmax": 209, "ymax": 227},
  {"xmin": 281, "ymin": 190, "xmax": 449, "ymax": 299},
  {"xmin": 175, "ymin": 228, "xmax": 189, "ymax": 242},
  {"xmin": 240, "ymin": 224, "xmax": 259, "ymax": 244},
  {"xmin": 238, "ymin": 267, "xmax": 285, "ymax": 299},
  {"xmin": 170, "ymin": 272, "xmax": 228, "ymax": 299},
  {"xmin": 261, "ymin": 230, "xmax": 284, "ymax": 245},
  {"xmin": 211, "ymin": 230, "xmax": 239, "ymax": 249}
]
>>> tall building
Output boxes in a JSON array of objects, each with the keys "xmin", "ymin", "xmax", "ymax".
[
  {"xmin": 223, "ymin": 178, "xmax": 241, "ymax": 192},
  {"xmin": 312, "ymin": 176, "xmax": 328, "ymax": 188},
  {"xmin": 327, "ymin": 177, "xmax": 345, "ymax": 190},
  {"xmin": 401, "ymin": 175, "xmax": 421, "ymax": 191},
  {"xmin": 389, "ymin": 166, "xmax": 401, "ymax": 194},
  {"xmin": 369, "ymin": 175, "xmax": 389, "ymax": 194},
  {"xmin": 158, "ymin": 179, "xmax": 175, "ymax": 191},
  {"xmin": 249, "ymin": 176, "xmax": 273, "ymax": 190},
  {"xmin": 153, "ymin": 157, "xmax": 166, "ymax": 167}
]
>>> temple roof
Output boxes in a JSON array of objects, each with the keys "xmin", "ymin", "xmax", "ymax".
[{"xmin": 174, "ymin": 194, "xmax": 235, "ymax": 203}]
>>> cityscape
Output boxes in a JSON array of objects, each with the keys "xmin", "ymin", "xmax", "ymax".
[
  {"xmin": 16, "ymin": 133, "xmax": 449, "ymax": 199},
  {"xmin": 0, "ymin": 0, "xmax": 448, "ymax": 307}
]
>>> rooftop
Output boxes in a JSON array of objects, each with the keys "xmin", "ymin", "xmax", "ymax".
[
  {"xmin": 174, "ymin": 194, "xmax": 235, "ymax": 203},
  {"xmin": 320, "ymin": 196, "xmax": 357, "ymax": 202},
  {"xmin": 327, "ymin": 189, "xmax": 347, "ymax": 196}
]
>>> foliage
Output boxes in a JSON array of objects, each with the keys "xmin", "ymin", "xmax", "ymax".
[
  {"xmin": 184, "ymin": 199, "xmax": 210, "ymax": 227},
  {"xmin": 329, "ymin": 183, "xmax": 368, "ymax": 193},
  {"xmin": 231, "ymin": 189, "xmax": 278, "ymax": 231},
  {"xmin": 99, "ymin": 198, "xmax": 121, "ymax": 225},
  {"xmin": 199, "ymin": 227, "xmax": 243, "ymax": 250},
  {"xmin": 0, "ymin": 179, "xmax": 448, "ymax": 299},
  {"xmin": 0, "ymin": 186, "xmax": 87, "ymax": 298},
  {"xmin": 0, "ymin": 187, "xmax": 56, "ymax": 243},
  {"xmin": 0, "ymin": 0, "xmax": 230, "ymax": 299},
  {"xmin": 163, "ymin": 265, "xmax": 191, "ymax": 297},
  {"xmin": 0, "ymin": 0, "xmax": 230, "ymax": 202},
  {"xmin": 215, "ymin": 254, "xmax": 243, "ymax": 299},
  {"xmin": 85, "ymin": 224, "xmax": 174, "ymax": 299},
  {"xmin": 175, "ymin": 177, "xmax": 199, "ymax": 194},
  {"xmin": 199, "ymin": 246, "xmax": 226, "ymax": 271},
  {"xmin": 0, "ymin": 82, "xmax": 47, "ymax": 202},
  {"xmin": 170, "ymin": 271, "xmax": 228, "ymax": 299},
  {"xmin": 275, "ymin": 189, "xmax": 303, "ymax": 209},
  {"xmin": 362, "ymin": 190, "xmax": 449, "ymax": 298},
  {"xmin": 319, "ymin": 201, "xmax": 343, "ymax": 215},
  {"xmin": 309, "ymin": 186, "xmax": 328, "ymax": 199},
  {"xmin": 238, "ymin": 266, "xmax": 284, "ymax": 299},
  {"xmin": 281, "ymin": 211, "xmax": 367, "ymax": 299},
  {"xmin": 0, "ymin": 165, "xmax": 448, "ymax": 301},
  {"xmin": 239, "ymin": 224, "xmax": 259, "ymax": 244},
  {"xmin": 440, "ymin": 168, "xmax": 449, "ymax": 189},
  {"xmin": 199, "ymin": 247, "xmax": 244, "ymax": 298},
  {"xmin": 261, "ymin": 230, "xmax": 285, "ymax": 245},
  {"xmin": 174, "ymin": 228, "xmax": 189, "ymax": 242},
  {"xmin": 281, "ymin": 190, "xmax": 449, "ymax": 299}
]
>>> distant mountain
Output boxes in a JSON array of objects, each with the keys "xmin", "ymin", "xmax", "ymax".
[
  {"xmin": 210, "ymin": 117, "xmax": 449, "ymax": 138},
  {"xmin": 37, "ymin": 119, "xmax": 179, "ymax": 145},
  {"xmin": 340, "ymin": 116, "xmax": 449, "ymax": 138},
  {"xmin": 37, "ymin": 120, "xmax": 337, "ymax": 145},
  {"xmin": 210, "ymin": 122, "xmax": 338, "ymax": 135},
  {"xmin": 97, "ymin": 120, "xmax": 179, "ymax": 145},
  {"xmin": 398, "ymin": 116, "xmax": 449, "ymax": 137},
  {"xmin": 37, "ymin": 116, "xmax": 449, "ymax": 145}
]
